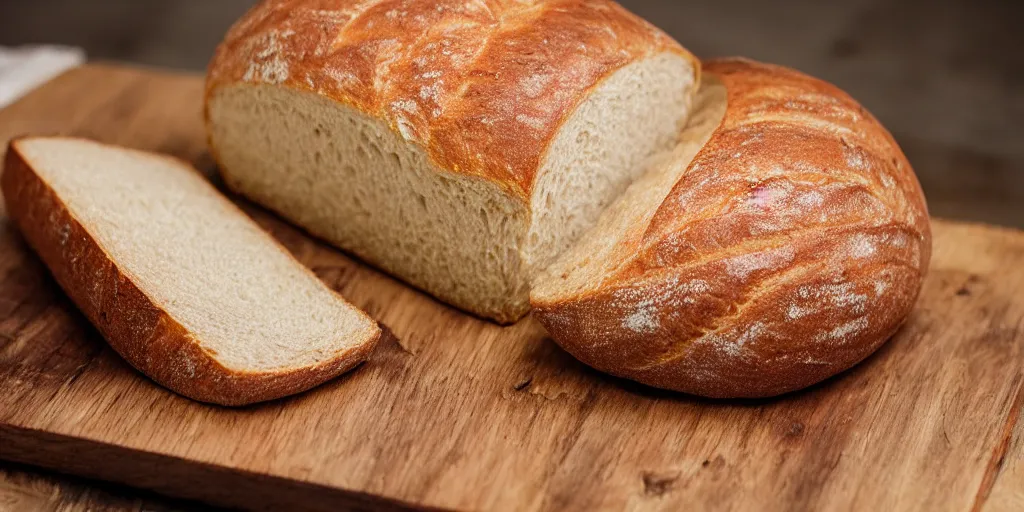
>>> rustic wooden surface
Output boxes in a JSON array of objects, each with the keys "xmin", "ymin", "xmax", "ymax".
[
  {"xmin": 0, "ymin": 64, "xmax": 1022, "ymax": 511},
  {"xmin": 0, "ymin": 462, "xmax": 199, "ymax": 512}
]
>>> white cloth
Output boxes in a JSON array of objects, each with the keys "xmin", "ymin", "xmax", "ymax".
[{"xmin": 0, "ymin": 46, "xmax": 86, "ymax": 108}]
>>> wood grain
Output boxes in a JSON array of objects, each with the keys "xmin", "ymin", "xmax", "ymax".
[
  {"xmin": 983, "ymin": 387, "xmax": 1024, "ymax": 511},
  {"xmin": 0, "ymin": 64, "xmax": 1022, "ymax": 511},
  {"xmin": 0, "ymin": 461, "xmax": 201, "ymax": 512}
]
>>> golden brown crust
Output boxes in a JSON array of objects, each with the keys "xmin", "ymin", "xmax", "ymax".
[
  {"xmin": 1, "ymin": 138, "xmax": 380, "ymax": 406},
  {"xmin": 533, "ymin": 58, "xmax": 932, "ymax": 398},
  {"xmin": 204, "ymin": 0, "xmax": 696, "ymax": 200}
]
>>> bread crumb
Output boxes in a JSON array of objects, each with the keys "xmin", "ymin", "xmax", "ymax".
[{"xmin": 396, "ymin": 117, "xmax": 415, "ymax": 141}]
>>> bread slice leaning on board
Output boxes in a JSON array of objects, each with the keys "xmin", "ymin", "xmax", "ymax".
[
  {"xmin": 1, "ymin": 137, "xmax": 381, "ymax": 406},
  {"xmin": 205, "ymin": 0, "xmax": 699, "ymax": 324},
  {"xmin": 532, "ymin": 59, "xmax": 931, "ymax": 398}
]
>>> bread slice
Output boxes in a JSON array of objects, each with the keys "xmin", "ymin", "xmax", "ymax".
[
  {"xmin": 1, "ymin": 137, "xmax": 380, "ymax": 406},
  {"xmin": 205, "ymin": 0, "xmax": 699, "ymax": 323}
]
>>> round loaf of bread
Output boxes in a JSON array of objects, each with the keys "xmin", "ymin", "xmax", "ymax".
[{"xmin": 531, "ymin": 58, "xmax": 932, "ymax": 398}]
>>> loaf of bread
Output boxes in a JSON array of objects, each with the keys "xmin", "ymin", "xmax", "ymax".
[
  {"xmin": 205, "ymin": 0, "xmax": 699, "ymax": 323},
  {"xmin": 205, "ymin": 1, "xmax": 930, "ymax": 397},
  {"xmin": 531, "ymin": 59, "xmax": 931, "ymax": 398},
  {"xmin": 2, "ymin": 137, "xmax": 381, "ymax": 406}
]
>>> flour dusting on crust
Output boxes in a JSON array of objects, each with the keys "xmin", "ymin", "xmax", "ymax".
[
  {"xmin": 243, "ymin": 29, "xmax": 295, "ymax": 84},
  {"xmin": 820, "ymin": 317, "xmax": 869, "ymax": 342},
  {"xmin": 724, "ymin": 246, "xmax": 795, "ymax": 279},
  {"xmin": 848, "ymin": 233, "xmax": 877, "ymax": 259},
  {"xmin": 615, "ymin": 277, "xmax": 711, "ymax": 333}
]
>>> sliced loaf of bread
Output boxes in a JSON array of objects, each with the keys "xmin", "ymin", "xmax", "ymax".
[
  {"xmin": 2, "ymin": 137, "xmax": 381, "ymax": 406},
  {"xmin": 205, "ymin": 0, "xmax": 699, "ymax": 323}
]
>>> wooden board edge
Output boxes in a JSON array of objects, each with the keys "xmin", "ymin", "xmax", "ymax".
[
  {"xmin": 0, "ymin": 424, "xmax": 438, "ymax": 512},
  {"xmin": 0, "ymin": 61, "xmax": 199, "ymax": 124},
  {"xmin": 0, "ymin": 460, "xmax": 205, "ymax": 511},
  {"xmin": 977, "ymin": 374, "xmax": 1024, "ymax": 512},
  {"xmin": 931, "ymin": 218, "xmax": 1024, "ymax": 237}
]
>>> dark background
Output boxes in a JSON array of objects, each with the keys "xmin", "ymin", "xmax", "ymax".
[{"xmin": 0, "ymin": 0, "xmax": 1022, "ymax": 228}]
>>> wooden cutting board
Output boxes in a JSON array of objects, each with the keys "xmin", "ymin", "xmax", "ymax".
[{"xmin": 0, "ymin": 64, "xmax": 1022, "ymax": 512}]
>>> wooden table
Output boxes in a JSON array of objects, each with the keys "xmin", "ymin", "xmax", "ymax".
[
  {"xmin": 0, "ymin": 462, "xmax": 200, "ymax": 511},
  {"xmin": 0, "ymin": 65, "xmax": 1022, "ymax": 512}
]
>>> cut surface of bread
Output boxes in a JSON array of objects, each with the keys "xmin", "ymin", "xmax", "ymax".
[
  {"xmin": 2, "ymin": 137, "xmax": 380, "ymax": 405},
  {"xmin": 522, "ymin": 53, "xmax": 696, "ymax": 279},
  {"xmin": 208, "ymin": 84, "xmax": 532, "ymax": 323},
  {"xmin": 532, "ymin": 74, "xmax": 729, "ymax": 302},
  {"xmin": 208, "ymin": 53, "xmax": 695, "ymax": 323}
]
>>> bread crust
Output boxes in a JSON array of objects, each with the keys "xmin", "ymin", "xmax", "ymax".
[
  {"xmin": 532, "ymin": 59, "xmax": 932, "ymax": 398},
  {"xmin": 204, "ymin": 0, "xmax": 697, "ymax": 201},
  {"xmin": 1, "ymin": 138, "xmax": 380, "ymax": 406}
]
